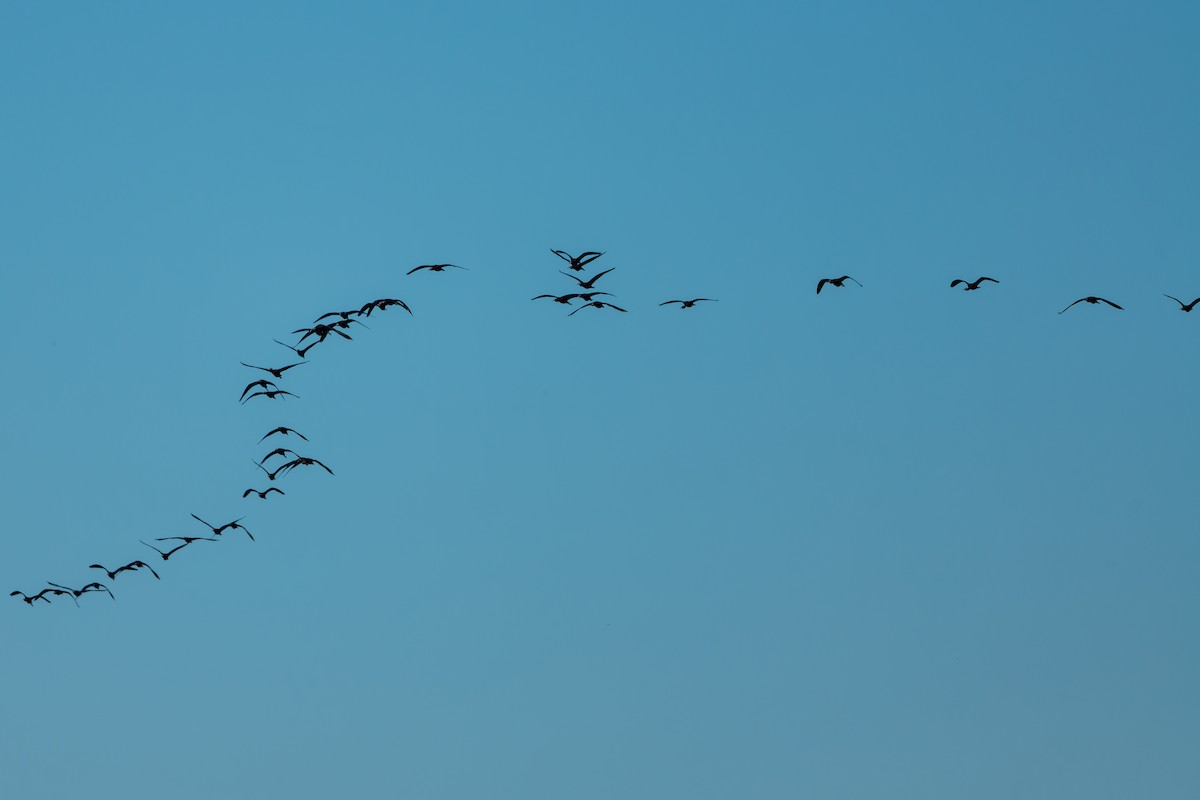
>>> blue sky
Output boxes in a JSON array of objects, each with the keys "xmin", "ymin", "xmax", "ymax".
[{"xmin": 2, "ymin": 1, "xmax": 1198, "ymax": 797}]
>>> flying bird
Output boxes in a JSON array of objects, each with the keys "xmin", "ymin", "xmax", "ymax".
[
  {"xmin": 277, "ymin": 456, "xmax": 334, "ymax": 476},
  {"xmin": 407, "ymin": 263, "xmax": 467, "ymax": 275},
  {"xmin": 141, "ymin": 538, "xmax": 215, "ymax": 561},
  {"xmin": 659, "ymin": 298, "xmax": 717, "ymax": 308},
  {"xmin": 560, "ymin": 268, "xmax": 615, "ymax": 289},
  {"xmin": 252, "ymin": 460, "xmax": 289, "ymax": 482},
  {"xmin": 89, "ymin": 561, "xmax": 160, "ymax": 581},
  {"xmin": 240, "ymin": 379, "xmax": 279, "ymax": 401},
  {"xmin": 242, "ymin": 389, "xmax": 300, "ymax": 404},
  {"xmin": 950, "ymin": 277, "xmax": 999, "ymax": 291},
  {"xmin": 568, "ymin": 301, "xmax": 627, "ymax": 316},
  {"xmin": 532, "ymin": 293, "xmax": 582, "ymax": 304},
  {"xmin": 258, "ymin": 448, "xmax": 300, "ymax": 466},
  {"xmin": 191, "ymin": 514, "xmax": 254, "ymax": 540},
  {"xmin": 48, "ymin": 581, "xmax": 115, "ymax": 600},
  {"xmin": 314, "ymin": 309, "xmax": 362, "ymax": 323},
  {"xmin": 10, "ymin": 589, "xmax": 53, "ymax": 605},
  {"xmin": 551, "ymin": 250, "xmax": 605, "ymax": 271},
  {"xmin": 359, "ymin": 298, "xmax": 413, "ymax": 317},
  {"xmin": 1059, "ymin": 296, "xmax": 1123, "ymax": 314},
  {"xmin": 293, "ymin": 324, "xmax": 352, "ymax": 345},
  {"xmin": 243, "ymin": 487, "xmax": 285, "ymax": 499},
  {"xmin": 274, "ymin": 339, "xmax": 317, "ymax": 359},
  {"xmin": 241, "ymin": 361, "xmax": 306, "ymax": 379},
  {"xmin": 1163, "ymin": 294, "xmax": 1200, "ymax": 312},
  {"xmin": 258, "ymin": 427, "xmax": 308, "ymax": 443},
  {"xmin": 816, "ymin": 276, "xmax": 862, "ymax": 294}
]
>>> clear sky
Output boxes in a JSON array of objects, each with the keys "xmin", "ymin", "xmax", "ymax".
[{"xmin": 2, "ymin": 1, "xmax": 1198, "ymax": 798}]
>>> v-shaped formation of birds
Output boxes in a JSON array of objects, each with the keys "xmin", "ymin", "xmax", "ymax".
[{"xmin": 10, "ymin": 252, "xmax": 1198, "ymax": 606}]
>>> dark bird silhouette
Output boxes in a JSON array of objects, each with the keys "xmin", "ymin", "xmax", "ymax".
[
  {"xmin": 141, "ymin": 538, "xmax": 215, "ymax": 561},
  {"xmin": 36, "ymin": 586, "xmax": 80, "ymax": 605},
  {"xmin": 243, "ymin": 487, "xmax": 285, "ymax": 499},
  {"xmin": 242, "ymin": 389, "xmax": 300, "ymax": 404},
  {"xmin": 89, "ymin": 561, "xmax": 160, "ymax": 581},
  {"xmin": 359, "ymin": 298, "xmax": 413, "ymax": 317},
  {"xmin": 252, "ymin": 460, "xmax": 289, "ymax": 482},
  {"xmin": 816, "ymin": 276, "xmax": 862, "ymax": 294},
  {"xmin": 277, "ymin": 456, "xmax": 334, "ymax": 476},
  {"xmin": 532, "ymin": 293, "xmax": 582, "ymax": 304},
  {"xmin": 568, "ymin": 301, "xmax": 627, "ymax": 316},
  {"xmin": 407, "ymin": 263, "xmax": 467, "ymax": 275},
  {"xmin": 560, "ymin": 267, "xmax": 615, "ymax": 289},
  {"xmin": 659, "ymin": 298, "xmax": 717, "ymax": 308},
  {"xmin": 1059, "ymin": 296, "xmax": 1123, "ymax": 314},
  {"xmin": 49, "ymin": 581, "xmax": 115, "ymax": 600},
  {"xmin": 191, "ymin": 514, "xmax": 254, "ymax": 540},
  {"xmin": 1163, "ymin": 294, "xmax": 1200, "ymax": 312},
  {"xmin": 240, "ymin": 379, "xmax": 279, "ymax": 401},
  {"xmin": 10, "ymin": 589, "xmax": 53, "ymax": 605},
  {"xmin": 258, "ymin": 448, "xmax": 299, "ymax": 466},
  {"xmin": 155, "ymin": 536, "xmax": 219, "ymax": 544},
  {"xmin": 293, "ymin": 324, "xmax": 352, "ymax": 345},
  {"xmin": 314, "ymin": 309, "xmax": 361, "ymax": 323},
  {"xmin": 241, "ymin": 361, "xmax": 306, "ymax": 379},
  {"xmin": 950, "ymin": 277, "xmax": 999, "ymax": 291},
  {"xmin": 551, "ymin": 249, "xmax": 605, "ymax": 271},
  {"xmin": 258, "ymin": 427, "xmax": 308, "ymax": 444}
]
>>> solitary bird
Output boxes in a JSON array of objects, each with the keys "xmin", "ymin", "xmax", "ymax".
[
  {"xmin": 89, "ymin": 561, "xmax": 160, "ymax": 581},
  {"xmin": 407, "ymin": 263, "xmax": 467, "ymax": 275},
  {"xmin": 551, "ymin": 250, "xmax": 605, "ymax": 271},
  {"xmin": 141, "ymin": 538, "xmax": 215, "ymax": 561},
  {"xmin": 243, "ymin": 487, "xmax": 285, "ymax": 500},
  {"xmin": 568, "ymin": 300, "xmax": 627, "ymax": 316},
  {"xmin": 659, "ymin": 298, "xmax": 717, "ymax": 309},
  {"xmin": 359, "ymin": 298, "xmax": 413, "ymax": 317},
  {"xmin": 258, "ymin": 427, "xmax": 308, "ymax": 444},
  {"xmin": 560, "ymin": 268, "xmax": 615, "ymax": 290},
  {"xmin": 816, "ymin": 276, "xmax": 862, "ymax": 294},
  {"xmin": 950, "ymin": 277, "xmax": 999, "ymax": 291},
  {"xmin": 240, "ymin": 379, "xmax": 279, "ymax": 401},
  {"xmin": 242, "ymin": 389, "xmax": 300, "ymax": 404},
  {"xmin": 241, "ymin": 361, "xmax": 306, "ymax": 379},
  {"xmin": 1163, "ymin": 294, "xmax": 1200, "ymax": 312},
  {"xmin": 1059, "ymin": 296, "xmax": 1123, "ymax": 314}
]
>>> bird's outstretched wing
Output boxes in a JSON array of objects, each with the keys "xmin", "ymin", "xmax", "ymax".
[
  {"xmin": 1059, "ymin": 298, "xmax": 1086, "ymax": 314},
  {"xmin": 978, "ymin": 277, "xmax": 999, "ymax": 284},
  {"xmin": 950, "ymin": 279, "xmax": 965, "ymax": 288},
  {"xmin": 1098, "ymin": 297, "xmax": 1123, "ymax": 310},
  {"xmin": 816, "ymin": 279, "xmax": 829, "ymax": 294},
  {"xmin": 659, "ymin": 300, "xmax": 684, "ymax": 306}
]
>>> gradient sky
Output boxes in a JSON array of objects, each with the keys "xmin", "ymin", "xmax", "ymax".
[{"xmin": 2, "ymin": 2, "xmax": 1198, "ymax": 798}]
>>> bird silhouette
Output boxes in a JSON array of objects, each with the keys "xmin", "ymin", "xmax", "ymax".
[
  {"xmin": 258, "ymin": 448, "xmax": 300, "ymax": 466},
  {"xmin": 1059, "ymin": 296, "xmax": 1123, "ymax": 314},
  {"xmin": 314, "ymin": 309, "xmax": 361, "ymax": 323},
  {"xmin": 293, "ymin": 324, "xmax": 353, "ymax": 345},
  {"xmin": 89, "ymin": 561, "xmax": 160, "ymax": 581},
  {"xmin": 407, "ymin": 263, "xmax": 467, "ymax": 275},
  {"xmin": 277, "ymin": 456, "xmax": 334, "ymax": 476},
  {"xmin": 10, "ymin": 589, "xmax": 54, "ymax": 605},
  {"xmin": 274, "ymin": 339, "xmax": 318, "ymax": 359},
  {"xmin": 950, "ymin": 277, "xmax": 999, "ymax": 291},
  {"xmin": 551, "ymin": 250, "xmax": 605, "ymax": 271},
  {"xmin": 241, "ymin": 361, "xmax": 306, "ymax": 379},
  {"xmin": 252, "ymin": 460, "xmax": 289, "ymax": 481},
  {"xmin": 155, "ymin": 536, "xmax": 220, "ymax": 545},
  {"xmin": 240, "ymin": 379, "xmax": 279, "ymax": 401},
  {"xmin": 141, "ymin": 538, "xmax": 215, "ymax": 561},
  {"xmin": 568, "ymin": 301, "xmax": 627, "ymax": 316},
  {"xmin": 532, "ymin": 293, "xmax": 582, "ymax": 304},
  {"xmin": 659, "ymin": 298, "xmax": 717, "ymax": 308},
  {"xmin": 816, "ymin": 276, "xmax": 862, "ymax": 294},
  {"xmin": 560, "ymin": 268, "xmax": 615, "ymax": 289},
  {"xmin": 258, "ymin": 427, "xmax": 308, "ymax": 444},
  {"xmin": 359, "ymin": 298, "xmax": 413, "ymax": 317},
  {"xmin": 48, "ymin": 581, "xmax": 114, "ymax": 600},
  {"xmin": 1163, "ymin": 294, "xmax": 1200, "ymax": 312},
  {"xmin": 191, "ymin": 514, "xmax": 254, "ymax": 540},
  {"xmin": 243, "ymin": 487, "xmax": 285, "ymax": 499},
  {"xmin": 242, "ymin": 389, "xmax": 300, "ymax": 404}
]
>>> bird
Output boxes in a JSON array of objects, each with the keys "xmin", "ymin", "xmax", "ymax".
[
  {"xmin": 258, "ymin": 448, "xmax": 299, "ymax": 466},
  {"xmin": 141, "ymin": 538, "xmax": 215, "ymax": 561},
  {"xmin": 48, "ymin": 581, "xmax": 115, "ymax": 600},
  {"xmin": 293, "ymin": 324, "xmax": 352, "ymax": 345},
  {"xmin": 243, "ymin": 487, "xmax": 285, "ymax": 499},
  {"xmin": 950, "ymin": 277, "xmax": 999, "ymax": 291},
  {"xmin": 659, "ymin": 298, "xmax": 717, "ymax": 309},
  {"xmin": 242, "ymin": 389, "xmax": 300, "ymax": 404},
  {"xmin": 551, "ymin": 250, "xmax": 605, "ymax": 271},
  {"xmin": 252, "ymin": 460, "xmax": 289, "ymax": 481},
  {"xmin": 314, "ymin": 309, "xmax": 362, "ymax": 323},
  {"xmin": 155, "ymin": 536, "xmax": 220, "ymax": 544},
  {"xmin": 359, "ymin": 298, "xmax": 413, "ymax": 317},
  {"xmin": 36, "ymin": 585, "xmax": 81, "ymax": 605},
  {"xmin": 560, "ymin": 268, "xmax": 615, "ymax": 289},
  {"xmin": 532, "ymin": 293, "xmax": 582, "ymax": 304},
  {"xmin": 1059, "ymin": 296, "xmax": 1123, "ymax": 314},
  {"xmin": 89, "ymin": 561, "xmax": 160, "ymax": 581},
  {"xmin": 191, "ymin": 514, "xmax": 254, "ymax": 540},
  {"xmin": 407, "ymin": 263, "xmax": 467, "ymax": 275},
  {"xmin": 241, "ymin": 361, "xmax": 306, "ymax": 379},
  {"xmin": 240, "ymin": 379, "xmax": 279, "ymax": 401},
  {"xmin": 816, "ymin": 276, "xmax": 862, "ymax": 294},
  {"xmin": 277, "ymin": 456, "xmax": 334, "ymax": 476},
  {"xmin": 568, "ymin": 301, "xmax": 627, "ymax": 316},
  {"xmin": 1163, "ymin": 294, "xmax": 1200, "ymax": 312},
  {"xmin": 258, "ymin": 427, "xmax": 308, "ymax": 444},
  {"xmin": 274, "ymin": 339, "xmax": 318, "ymax": 359},
  {"xmin": 10, "ymin": 589, "xmax": 53, "ymax": 605}
]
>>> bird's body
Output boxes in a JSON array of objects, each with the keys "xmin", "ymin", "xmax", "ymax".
[
  {"xmin": 950, "ymin": 277, "xmax": 999, "ymax": 291},
  {"xmin": 660, "ymin": 298, "xmax": 717, "ymax": 308},
  {"xmin": 816, "ymin": 276, "xmax": 862, "ymax": 294},
  {"xmin": 1059, "ymin": 296, "xmax": 1123, "ymax": 314}
]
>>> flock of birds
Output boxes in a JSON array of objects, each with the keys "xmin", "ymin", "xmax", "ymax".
[{"xmin": 9, "ymin": 250, "xmax": 1199, "ymax": 606}]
